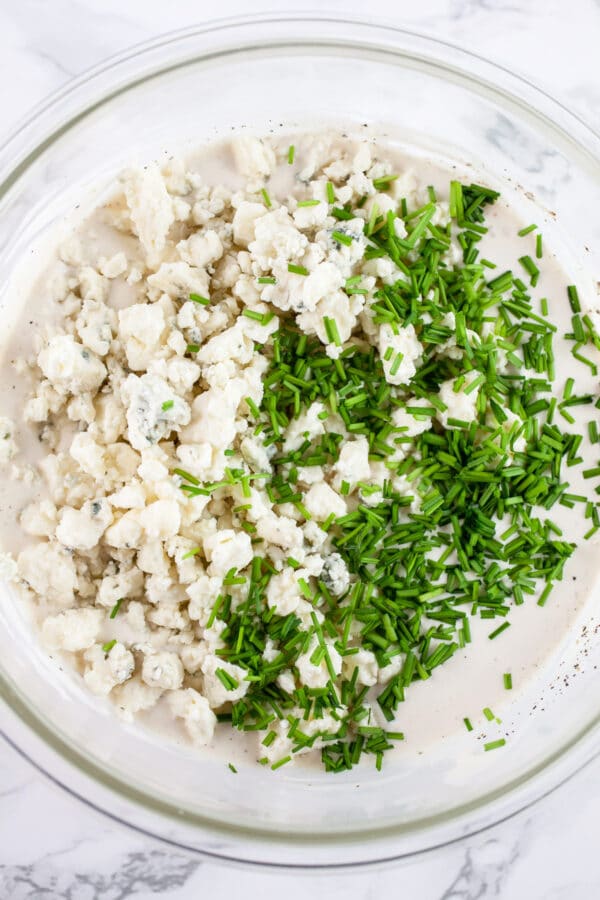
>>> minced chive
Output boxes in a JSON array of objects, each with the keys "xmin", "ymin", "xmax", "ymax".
[
  {"xmin": 373, "ymin": 174, "xmax": 398, "ymax": 191},
  {"xmin": 567, "ymin": 285, "xmax": 581, "ymax": 313},
  {"xmin": 464, "ymin": 717, "xmax": 473, "ymax": 732},
  {"xmin": 519, "ymin": 255, "xmax": 540, "ymax": 286},
  {"xmin": 245, "ymin": 397, "xmax": 261, "ymax": 419},
  {"xmin": 483, "ymin": 707, "xmax": 495, "ymax": 721},
  {"xmin": 484, "ymin": 739, "xmax": 506, "ymax": 751},
  {"xmin": 367, "ymin": 202, "xmax": 380, "ymax": 236},
  {"xmin": 288, "ymin": 263, "xmax": 309, "ymax": 276},
  {"xmin": 271, "ymin": 756, "xmax": 291, "ymax": 771},
  {"xmin": 261, "ymin": 188, "xmax": 272, "ymax": 208},
  {"xmin": 326, "ymin": 182, "xmax": 335, "ymax": 204},
  {"xmin": 189, "ymin": 292, "xmax": 210, "ymax": 305},
  {"xmin": 215, "ymin": 668, "xmax": 239, "ymax": 691},
  {"xmin": 571, "ymin": 345, "xmax": 597, "ymax": 374},
  {"xmin": 332, "ymin": 230, "xmax": 353, "ymax": 247},
  {"xmin": 161, "ymin": 400, "xmax": 174, "ymax": 411},
  {"xmin": 228, "ymin": 762, "xmax": 238, "ymax": 773},
  {"xmin": 257, "ymin": 276, "xmax": 276, "ymax": 284},
  {"xmin": 347, "ymin": 286, "xmax": 368, "ymax": 295},
  {"xmin": 389, "ymin": 352, "xmax": 404, "ymax": 377},
  {"xmin": 488, "ymin": 621, "xmax": 511, "ymax": 640},
  {"xmin": 287, "ymin": 144, "xmax": 295, "ymax": 164},
  {"xmin": 297, "ymin": 199, "xmax": 320, "ymax": 207},
  {"xmin": 109, "ymin": 599, "xmax": 123, "ymax": 619},
  {"xmin": 243, "ymin": 309, "xmax": 267, "ymax": 322},
  {"xmin": 563, "ymin": 377, "xmax": 574, "ymax": 400},
  {"xmin": 464, "ymin": 373, "xmax": 486, "ymax": 395},
  {"xmin": 298, "ymin": 578, "xmax": 313, "ymax": 600},
  {"xmin": 537, "ymin": 582, "xmax": 554, "ymax": 607},
  {"xmin": 487, "ymin": 271, "xmax": 513, "ymax": 293},
  {"xmin": 187, "ymin": 343, "xmax": 200, "ymax": 354},
  {"xmin": 503, "ymin": 673, "xmax": 513, "ymax": 690},
  {"xmin": 173, "ymin": 468, "xmax": 200, "ymax": 485},
  {"xmin": 518, "ymin": 223, "xmax": 537, "ymax": 237},
  {"xmin": 182, "ymin": 547, "xmax": 201, "ymax": 560},
  {"xmin": 102, "ymin": 639, "xmax": 116, "ymax": 654},
  {"xmin": 536, "ymin": 233, "xmax": 543, "ymax": 259},
  {"xmin": 323, "ymin": 316, "xmax": 342, "ymax": 346}
]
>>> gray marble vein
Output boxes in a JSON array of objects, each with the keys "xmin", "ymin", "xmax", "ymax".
[
  {"xmin": 0, "ymin": 849, "xmax": 200, "ymax": 900},
  {"xmin": 438, "ymin": 837, "xmax": 521, "ymax": 900},
  {"xmin": 447, "ymin": 0, "xmax": 526, "ymax": 21}
]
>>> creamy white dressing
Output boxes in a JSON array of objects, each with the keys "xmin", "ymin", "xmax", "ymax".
[{"xmin": 0, "ymin": 131, "xmax": 599, "ymax": 771}]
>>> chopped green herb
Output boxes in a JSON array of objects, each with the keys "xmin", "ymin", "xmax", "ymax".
[
  {"xmin": 332, "ymin": 230, "xmax": 353, "ymax": 247},
  {"xmin": 215, "ymin": 668, "xmax": 239, "ymax": 691},
  {"xmin": 182, "ymin": 547, "xmax": 201, "ymax": 560},
  {"xmin": 568, "ymin": 285, "xmax": 581, "ymax": 313},
  {"xmin": 243, "ymin": 309, "xmax": 274, "ymax": 325},
  {"xmin": 109, "ymin": 599, "xmax": 123, "ymax": 619},
  {"xmin": 488, "ymin": 621, "xmax": 511, "ymax": 640},
  {"xmin": 484, "ymin": 739, "xmax": 506, "ymax": 751},
  {"xmin": 373, "ymin": 174, "xmax": 398, "ymax": 191},
  {"xmin": 518, "ymin": 223, "xmax": 537, "ymax": 237},
  {"xmin": 173, "ymin": 468, "xmax": 200, "ymax": 486},
  {"xmin": 519, "ymin": 255, "xmax": 540, "ymax": 286},
  {"xmin": 288, "ymin": 263, "xmax": 309, "ymax": 276},
  {"xmin": 323, "ymin": 316, "xmax": 342, "ymax": 346}
]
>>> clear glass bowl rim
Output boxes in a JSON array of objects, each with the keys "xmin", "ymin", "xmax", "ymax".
[{"xmin": 2, "ymin": 11, "xmax": 600, "ymax": 869}]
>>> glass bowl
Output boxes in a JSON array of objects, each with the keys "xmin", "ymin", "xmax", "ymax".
[{"xmin": 1, "ymin": 13, "xmax": 600, "ymax": 869}]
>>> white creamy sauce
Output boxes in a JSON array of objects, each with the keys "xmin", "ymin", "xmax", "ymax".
[{"xmin": 0, "ymin": 131, "xmax": 599, "ymax": 772}]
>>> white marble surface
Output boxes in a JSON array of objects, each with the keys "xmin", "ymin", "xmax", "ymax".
[{"xmin": 1, "ymin": 0, "xmax": 600, "ymax": 896}]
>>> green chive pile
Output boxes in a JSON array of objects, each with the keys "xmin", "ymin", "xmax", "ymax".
[{"xmin": 179, "ymin": 177, "xmax": 600, "ymax": 773}]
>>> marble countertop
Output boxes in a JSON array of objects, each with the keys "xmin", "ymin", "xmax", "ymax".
[{"xmin": 1, "ymin": 1, "xmax": 600, "ymax": 897}]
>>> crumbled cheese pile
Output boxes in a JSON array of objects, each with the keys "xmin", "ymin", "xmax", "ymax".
[
  {"xmin": 9, "ymin": 136, "xmax": 428, "ymax": 759},
  {"xmin": 2, "ymin": 134, "xmax": 594, "ymax": 772}
]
